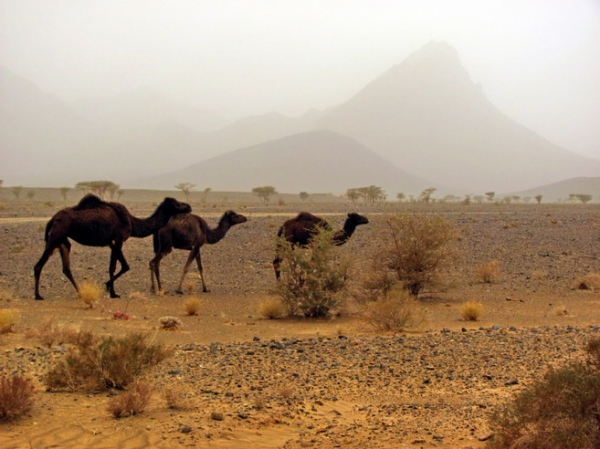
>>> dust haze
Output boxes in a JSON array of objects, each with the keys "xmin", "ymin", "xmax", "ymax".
[{"xmin": 1, "ymin": 0, "xmax": 599, "ymax": 192}]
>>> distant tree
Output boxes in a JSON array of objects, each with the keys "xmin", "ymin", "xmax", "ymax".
[
  {"xmin": 472, "ymin": 195, "xmax": 484, "ymax": 204},
  {"xmin": 0, "ymin": 180, "xmax": 3, "ymax": 188},
  {"xmin": 60, "ymin": 187, "xmax": 70, "ymax": 201},
  {"xmin": 116, "ymin": 189, "xmax": 125, "ymax": 200},
  {"xmin": 419, "ymin": 187, "xmax": 436, "ymax": 203},
  {"xmin": 174, "ymin": 182, "xmax": 195, "ymax": 203},
  {"xmin": 396, "ymin": 192, "xmax": 405, "ymax": 203},
  {"xmin": 75, "ymin": 180, "xmax": 118, "ymax": 199},
  {"xmin": 347, "ymin": 188, "xmax": 360, "ymax": 205},
  {"xmin": 570, "ymin": 193, "xmax": 592, "ymax": 204},
  {"xmin": 534, "ymin": 194, "xmax": 543, "ymax": 204},
  {"xmin": 252, "ymin": 186, "xmax": 277, "ymax": 205},
  {"xmin": 75, "ymin": 181, "xmax": 92, "ymax": 195},
  {"xmin": 11, "ymin": 186, "xmax": 22, "ymax": 199},
  {"xmin": 202, "ymin": 187, "xmax": 211, "ymax": 204},
  {"xmin": 299, "ymin": 191, "xmax": 309, "ymax": 202},
  {"xmin": 485, "ymin": 191, "xmax": 495, "ymax": 203},
  {"xmin": 462, "ymin": 194, "xmax": 471, "ymax": 205},
  {"xmin": 26, "ymin": 190, "xmax": 35, "ymax": 200},
  {"xmin": 107, "ymin": 183, "xmax": 120, "ymax": 200},
  {"xmin": 522, "ymin": 196, "xmax": 532, "ymax": 203}
]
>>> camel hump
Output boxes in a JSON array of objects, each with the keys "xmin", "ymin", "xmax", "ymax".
[
  {"xmin": 73, "ymin": 194, "xmax": 106, "ymax": 210},
  {"xmin": 295, "ymin": 212, "xmax": 319, "ymax": 221}
]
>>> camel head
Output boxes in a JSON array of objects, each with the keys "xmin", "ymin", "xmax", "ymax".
[
  {"xmin": 160, "ymin": 197, "xmax": 192, "ymax": 216},
  {"xmin": 222, "ymin": 210, "xmax": 248, "ymax": 226},
  {"xmin": 347, "ymin": 212, "xmax": 369, "ymax": 227}
]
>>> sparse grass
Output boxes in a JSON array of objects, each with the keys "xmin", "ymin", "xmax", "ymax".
[
  {"xmin": 552, "ymin": 305, "xmax": 569, "ymax": 316},
  {"xmin": 361, "ymin": 288, "xmax": 423, "ymax": 332},
  {"xmin": 163, "ymin": 385, "xmax": 194, "ymax": 411},
  {"xmin": 475, "ymin": 260, "xmax": 500, "ymax": 283},
  {"xmin": 0, "ymin": 375, "xmax": 35, "ymax": 421},
  {"xmin": 278, "ymin": 385, "xmax": 295, "ymax": 399},
  {"xmin": 107, "ymin": 380, "xmax": 153, "ymax": 418},
  {"xmin": 183, "ymin": 296, "xmax": 201, "ymax": 316},
  {"xmin": 45, "ymin": 332, "xmax": 170, "ymax": 392},
  {"xmin": 159, "ymin": 316, "xmax": 183, "ymax": 330},
  {"xmin": 253, "ymin": 395, "xmax": 266, "ymax": 410},
  {"xmin": 575, "ymin": 273, "xmax": 600, "ymax": 291},
  {"xmin": 488, "ymin": 338, "xmax": 600, "ymax": 449},
  {"xmin": 11, "ymin": 244, "xmax": 24, "ymax": 253},
  {"xmin": 258, "ymin": 298, "xmax": 285, "ymax": 319},
  {"xmin": 0, "ymin": 309, "xmax": 17, "ymax": 333},
  {"xmin": 79, "ymin": 281, "xmax": 102, "ymax": 308},
  {"xmin": 460, "ymin": 301, "xmax": 483, "ymax": 321},
  {"xmin": 26, "ymin": 316, "xmax": 80, "ymax": 347}
]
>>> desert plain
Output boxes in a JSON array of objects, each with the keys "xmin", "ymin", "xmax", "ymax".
[{"xmin": 1, "ymin": 189, "xmax": 600, "ymax": 449}]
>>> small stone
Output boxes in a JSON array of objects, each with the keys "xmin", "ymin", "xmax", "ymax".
[
  {"xmin": 179, "ymin": 425, "xmax": 192, "ymax": 433},
  {"xmin": 210, "ymin": 411, "xmax": 224, "ymax": 421}
]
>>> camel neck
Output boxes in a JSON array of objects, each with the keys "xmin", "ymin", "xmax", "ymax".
[
  {"xmin": 130, "ymin": 213, "xmax": 167, "ymax": 238},
  {"xmin": 206, "ymin": 217, "xmax": 232, "ymax": 244}
]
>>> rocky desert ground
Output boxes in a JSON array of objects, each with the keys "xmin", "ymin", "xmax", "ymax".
[{"xmin": 1, "ymin": 189, "xmax": 600, "ymax": 449}]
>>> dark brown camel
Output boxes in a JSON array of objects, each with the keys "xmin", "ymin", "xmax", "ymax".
[
  {"xmin": 273, "ymin": 211, "xmax": 369, "ymax": 279},
  {"xmin": 34, "ymin": 194, "xmax": 191, "ymax": 299},
  {"xmin": 149, "ymin": 210, "xmax": 248, "ymax": 294}
]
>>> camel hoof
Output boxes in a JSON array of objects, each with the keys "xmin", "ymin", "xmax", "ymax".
[
  {"xmin": 110, "ymin": 293, "xmax": 121, "ymax": 299},
  {"xmin": 175, "ymin": 290, "xmax": 183, "ymax": 295},
  {"xmin": 35, "ymin": 295, "xmax": 44, "ymax": 300}
]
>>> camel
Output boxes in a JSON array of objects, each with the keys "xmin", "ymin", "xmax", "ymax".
[
  {"xmin": 273, "ymin": 211, "xmax": 369, "ymax": 279},
  {"xmin": 149, "ymin": 210, "xmax": 248, "ymax": 294},
  {"xmin": 33, "ymin": 194, "xmax": 191, "ymax": 300}
]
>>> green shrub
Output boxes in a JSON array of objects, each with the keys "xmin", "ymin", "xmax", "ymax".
[
  {"xmin": 488, "ymin": 338, "xmax": 600, "ymax": 448},
  {"xmin": 45, "ymin": 332, "xmax": 170, "ymax": 391},
  {"xmin": 275, "ymin": 228, "xmax": 349, "ymax": 317},
  {"xmin": 377, "ymin": 213, "xmax": 457, "ymax": 296}
]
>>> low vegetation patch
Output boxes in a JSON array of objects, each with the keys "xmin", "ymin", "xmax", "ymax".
[
  {"xmin": 576, "ymin": 273, "xmax": 600, "ymax": 291},
  {"xmin": 460, "ymin": 301, "xmax": 483, "ymax": 321},
  {"xmin": 361, "ymin": 288, "xmax": 423, "ymax": 332},
  {"xmin": 258, "ymin": 298, "xmax": 285, "ymax": 319},
  {"xmin": 182, "ymin": 296, "xmax": 201, "ymax": 316},
  {"xmin": 159, "ymin": 316, "xmax": 183, "ymax": 330},
  {"xmin": 275, "ymin": 228, "xmax": 349, "ymax": 317},
  {"xmin": 0, "ymin": 375, "xmax": 35, "ymax": 421},
  {"xmin": 26, "ymin": 316, "xmax": 80, "ymax": 347},
  {"xmin": 475, "ymin": 260, "xmax": 500, "ymax": 283},
  {"xmin": 79, "ymin": 281, "xmax": 102, "ymax": 308},
  {"xmin": 45, "ymin": 332, "xmax": 169, "ymax": 392},
  {"xmin": 163, "ymin": 385, "xmax": 194, "ymax": 411},
  {"xmin": 0, "ymin": 309, "xmax": 17, "ymax": 333},
  {"xmin": 488, "ymin": 337, "xmax": 600, "ymax": 449},
  {"xmin": 107, "ymin": 381, "xmax": 153, "ymax": 418}
]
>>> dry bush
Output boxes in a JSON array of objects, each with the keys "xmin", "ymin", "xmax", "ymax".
[
  {"xmin": 26, "ymin": 316, "xmax": 80, "ymax": 347},
  {"xmin": 362, "ymin": 288, "xmax": 423, "ymax": 332},
  {"xmin": 275, "ymin": 228, "xmax": 349, "ymax": 317},
  {"xmin": 258, "ymin": 298, "xmax": 285, "ymax": 319},
  {"xmin": 107, "ymin": 381, "xmax": 153, "ymax": 418},
  {"xmin": 576, "ymin": 273, "xmax": 600, "ymax": 291},
  {"xmin": 460, "ymin": 301, "xmax": 483, "ymax": 321},
  {"xmin": 159, "ymin": 316, "xmax": 183, "ymax": 330},
  {"xmin": 552, "ymin": 305, "xmax": 569, "ymax": 316},
  {"xmin": 489, "ymin": 339, "xmax": 600, "ymax": 449},
  {"xmin": 45, "ymin": 332, "xmax": 169, "ymax": 392},
  {"xmin": 377, "ymin": 213, "xmax": 457, "ymax": 296},
  {"xmin": 0, "ymin": 309, "xmax": 17, "ymax": 333},
  {"xmin": 79, "ymin": 281, "xmax": 102, "ymax": 308},
  {"xmin": 0, "ymin": 375, "xmax": 35, "ymax": 421},
  {"xmin": 475, "ymin": 260, "xmax": 500, "ymax": 283},
  {"xmin": 163, "ymin": 385, "xmax": 194, "ymax": 410},
  {"xmin": 183, "ymin": 296, "xmax": 201, "ymax": 316}
]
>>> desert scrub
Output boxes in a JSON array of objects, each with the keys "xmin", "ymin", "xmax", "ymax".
[
  {"xmin": 79, "ymin": 281, "xmax": 102, "ymax": 308},
  {"xmin": 163, "ymin": 385, "xmax": 194, "ymax": 410},
  {"xmin": 182, "ymin": 296, "xmax": 201, "ymax": 316},
  {"xmin": 460, "ymin": 301, "xmax": 483, "ymax": 321},
  {"xmin": 26, "ymin": 316, "xmax": 80, "ymax": 347},
  {"xmin": 361, "ymin": 288, "xmax": 423, "ymax": 332},
  {"xmin": 0, "ymin": 309, "xmax": 17, "ymax": 333},
  {"xmin": 576, "ymin": 273, "xmax": 600, "ymax": 290},
  {"xmin": 258, "ymin": 298, "xmax": 285, "ymax": 319},
  {"xmin": 45, "ymin": 332, "xmax": 170, "ymax": 391},
  {"xmin": 0, "ymin": 375, "xmax": 35, "ymax": 421},
  {"xmin": 107, "ymin": 381, "xmax": 153, "ymax": 418},
  {"xmin": 159, "ymin": 316, "xmax": 183, "ymax": 330},
  {"xmin": 376, "ymin": 213, "xmax": 458, "ymax": 296},
  {"xmin": 475, "ymin": 260, "xmax": 500, "ymax": 283},
  {"xmin": 275, "ymin": 228, "xmax": 349, "ymax": 317},
  {"xmin": 488, "ymin": 338, "xmax": 600, "ymax": 449}
]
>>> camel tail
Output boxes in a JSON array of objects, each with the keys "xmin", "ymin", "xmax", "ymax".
[{"xmin": 43, "ymin": 219, "xmax": 54, "ymax": 242}]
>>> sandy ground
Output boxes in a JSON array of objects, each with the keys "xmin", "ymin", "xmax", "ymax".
[{"xmin": 1, "ymin": 196, "xmax": 600, "ymax": 448}]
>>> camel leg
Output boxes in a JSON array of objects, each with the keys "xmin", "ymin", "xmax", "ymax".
[
  {"xmin": 33, "ymin": 245, "xmax": 56, "ymax": 300},
  {"xmin": 106, "ymin": 244, "xmax": 129, "ymax": 298},
  {"xmin": 176, "ymin": 248, "xmax": 200, "ymax": 294},
  {"xmin": 194, "ymin": 250, "xmax": 210, "ymax": 293},
  {"xmin": 149, "ymin": 254, "xmax": 165, "ymax": 293},
  {"xmin": 58, "ymin": 242, "xmax": 79, "ymax": 295},
  {"xmin": 273, "ymin": 256, "xmax": 282, "ymax": 280}
]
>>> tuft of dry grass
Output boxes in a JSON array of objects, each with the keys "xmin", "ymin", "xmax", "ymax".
[
  {"xmin": 552, "ymin": 305, "xmax": 569, "ymax": 316},
  {"xmin": 575, "ymin": 273, "xmax": 600, "ymax": 291},
  {"xmin": 0, "ymin": 375, "xmax": 36, "ymax": 421},
  {"xmin": 107, "ymin": 381, "xmax": 153, "ymax": 418},
  {"xmin": 460, "ymin": 301, "xmax": 483, "ymax": 321},
  {"xmin": 0, "ymin": 309, "xmax": 17, "ymax": 334},
  {"xmin": 159, "ymin": 316, "xmax": 183, "ymax": 331},
  {"xmin": 475, "ymin": 260, "xmax": 500, "ymax": 283},
  {"xmin": 361, "ymin": 289, "xmax": 423, "ymax": 332},
  {"xmin": 183, "ymin": 296, "xmax": 201, "ymax": 316},
  {"xmin": 79, "ymin": 282, "xmax": 102, "ymax": 308},
  {"xmin": 163, "ymin": 385, "xmax": 194, "ymax": 410},
  {"xmin": 258, "ymin": 298, "xmax": 285, "ymax": 319},
  {"xmin": 26, "ymin": 316, "xmax": 80, "ymax": 347}
]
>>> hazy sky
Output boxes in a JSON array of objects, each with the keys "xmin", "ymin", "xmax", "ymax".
[{"xmin": 1, "ymin": 0, "xmax": 599, "ymax": 158}]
